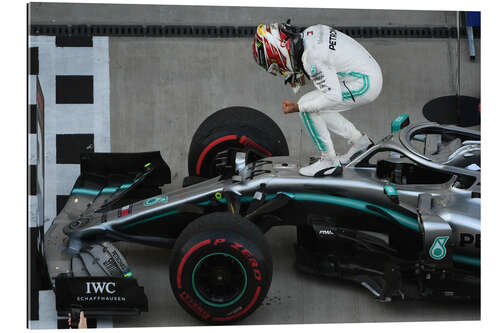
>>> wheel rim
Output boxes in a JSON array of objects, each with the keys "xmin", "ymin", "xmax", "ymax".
[{"xmin": 192, "ymin": 252, "xmax": 247, "ymax": 308}]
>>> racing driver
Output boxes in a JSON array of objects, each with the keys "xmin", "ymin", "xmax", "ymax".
[{"xmin": 252, "ymin": 22, "xmax": 383, "ymax": 176}]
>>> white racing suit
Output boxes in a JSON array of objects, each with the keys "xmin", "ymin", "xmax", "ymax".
[{"xmin": 298, "ymin": 25, "xmax": 383, "ymax": 161}]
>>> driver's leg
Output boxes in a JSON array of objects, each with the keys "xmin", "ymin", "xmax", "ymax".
[
  {"xmin": 298, "ymin": 100, "xmax": 344, "ymax": 176},
  {"xmin": 321, "ymin": 110, "xmax": 363, "ymax": 143},
  {"xmin": 298, "ymin": 90, "xmax": 338, "ymax": 162},
  {"xmin": 300, "ymin": 111, "xmax": 337, "ymax": 161},
  {"xmin": 322, "ymin": 110, "xmax": 372, "ymax": 164},
  {"xmin": 299, "ymin": 110, "xmax": 342, "ymax": 176}
]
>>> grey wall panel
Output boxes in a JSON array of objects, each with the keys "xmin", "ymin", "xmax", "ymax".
[{"xmin": 29, "ymin": 3, "xmax": 456, "ymax": 27}]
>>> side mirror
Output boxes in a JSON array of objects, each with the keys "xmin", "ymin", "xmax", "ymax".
[{"xmin": 391, "ymin": 114, "xmax": 410, "ymax": 133}]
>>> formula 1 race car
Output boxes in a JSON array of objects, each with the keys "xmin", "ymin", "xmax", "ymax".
[{"xmin": 44, "ymin": 112, "xmax": 480, "ymax": 324}]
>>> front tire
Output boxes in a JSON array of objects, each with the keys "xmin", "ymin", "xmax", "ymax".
[{"xmin": 169, "ymin": 213, "xmax": 273, "ymax": 324}]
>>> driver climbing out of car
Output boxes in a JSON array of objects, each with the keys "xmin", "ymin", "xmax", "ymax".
[{"xmin": 252, "ymin": 22, "xmax": 383, "ymax": 176}]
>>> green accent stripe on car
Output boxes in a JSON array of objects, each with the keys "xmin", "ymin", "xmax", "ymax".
[
  {"xmin": 118, "ymin": 209, "xmax": 179, "ymax": 230},
  {"xmin": 217, "ymin": 192, "xmax": 418, "ymax": 231},
  {"xmin": 72, "ymin": 184, "xmax": 133, "ymax": 197},
  {"xmin": 282, "ymin": 192, "xmax": 419, "ymax": 232},
  {"xmin": 301, "ymin": 112, "xmax": 322, "ymax": 151},
  {"xmin": 191, "ymin": 252, "xmax": 248, "ymax": 308},
  {"xmin": 452, "ymin": 254, "xmax": 480, "ymax": 267},
  {"xmin": 71, "ymin": 188, "xmax": 101, "ymax": 196},
  {"xmin": 115, "ymin": 192, "xmax": 418, "ymax": 232},
  {"xmin": 101, "ymin": 187, "xmax": 119, "ymax": 194}
]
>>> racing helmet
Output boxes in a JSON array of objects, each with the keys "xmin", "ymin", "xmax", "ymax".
[{"xmin": 252, "ymin": 23, "xmax": 295, "ymax": 77}]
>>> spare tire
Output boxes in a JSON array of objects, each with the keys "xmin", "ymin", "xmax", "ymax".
[{"xmin": 188, "ymin": 107, "xmax": 289, "ymax": 177}]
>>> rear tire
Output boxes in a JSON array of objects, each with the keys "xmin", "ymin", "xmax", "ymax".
[
  {"xmin": 188, "ymin": 106, "xmax": 289, "ymax": 177},
  {"xmin": 169, "ymin": 213, "xmax": 273, "ymax": 324}
]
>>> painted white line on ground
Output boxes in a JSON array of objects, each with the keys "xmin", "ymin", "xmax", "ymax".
[
  {"xmin": 29, "ymin": 290, "xmax": 57, "ymax": 330},
  {"xmin": 29, "ymin": 133, "xmax": 38, "ymax": 165},
  {"xmin": 55, "ymin": 164, "xmax": 81, "ymax": 196},
  {"xmin": 28, "ymin": 195, "xmax": 39, "ymax": 228},
  {"xmin": 29, "ymin": 36, "xmax": 110, "ymax": 227}
]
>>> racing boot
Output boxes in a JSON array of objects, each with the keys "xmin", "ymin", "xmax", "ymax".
[
  {"xmin": 339, "ymin": 134, "xmax": 373, "ymax": 164},
  {"xmin": 299, "ymin": 155, "xmax": 342, "ymax": 177}
]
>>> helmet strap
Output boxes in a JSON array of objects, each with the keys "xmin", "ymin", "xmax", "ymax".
[
  {"xmin": 283, "ymin": 34, "xmax": 306, "ymax": 86},
  {"xmin": 280, "ymin": 22, "xmax": 306, "ymax": 76},
  {"xmin": 292, "ymin": 36, "xmax": 305, "ymax": 75}
]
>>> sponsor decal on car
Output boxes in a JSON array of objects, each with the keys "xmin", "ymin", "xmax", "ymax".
[
  {"xmin": 79, "ymin": 281, "xmax": 127, "ymax": 302},
  {"xmin": 85, "ymin": 281, "xmax": 116, "ymax": 294},
  {"xmin": 55, "ymin": 277, "xmax": 148, "ymax": 310},
  {"xmin": 459, "ymin": 233, "xmax": 481, "ymax": 248},
  {"xmin": 144, "ymin": 194, "xmax": 168, "ymax": 207},
  {"xmin": 119, "ymin": 204, "xmax": 131, "ymax": 217},
  {"xmin": 429, "ymin": 236, "xmax": 449, "ymax": 260}
]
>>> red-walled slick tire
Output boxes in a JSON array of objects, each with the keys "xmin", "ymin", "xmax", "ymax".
[
  {"xmin": 169, "ymin": 213, "xmax": 273, "ymax": 324},
  {"xmin": 188, "ymin": 106, "xmax": 289, "ymax": 178}
]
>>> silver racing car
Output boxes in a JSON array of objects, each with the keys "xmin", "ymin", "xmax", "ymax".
[{"xmin": 44, "ymin": 113, "xmax": 480, "ymax": 324}]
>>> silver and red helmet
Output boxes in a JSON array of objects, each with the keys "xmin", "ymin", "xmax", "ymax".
[{"xmin": 252, "ymin": 23, "xmax": 295, "ymax": 77}]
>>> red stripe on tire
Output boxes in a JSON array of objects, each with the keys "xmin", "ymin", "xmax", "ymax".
[
  {"xmin": 212, "ymin": 286, "xmax": 262, "ymax": 322},
  {"xmin": 177, "ymin": 239, "xmax": 211, "ymax": 289},
  {"xmin": 239, "ymin": 136, "xmax": 272, "ymax": 156},
  {"xmin": 196, "ymin": 135, "xmax": 238, "ymax": 175}
]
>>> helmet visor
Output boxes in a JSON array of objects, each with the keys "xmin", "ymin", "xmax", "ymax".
[{"xmin": 255, "ymin": 40, "xmax": 268, "ymax": 71}]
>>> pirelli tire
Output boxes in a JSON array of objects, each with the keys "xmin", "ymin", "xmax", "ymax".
[
  {"xmin": 188, "ymin": 106, "xmax": 289, "ymax": 178},
  {"xmin": 169, "ymin": 213, "xmax": 273, "ymax": 324}
]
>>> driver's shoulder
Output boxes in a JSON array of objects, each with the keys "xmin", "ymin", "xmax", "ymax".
[{"xmin": 302, "ymin": 47, "xmax": 331, "ymax": 70}]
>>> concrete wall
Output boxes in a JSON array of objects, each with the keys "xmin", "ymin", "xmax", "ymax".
[{"xmin": 30, "ymin": 3, "xmax": 457, "ymax": 26}]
